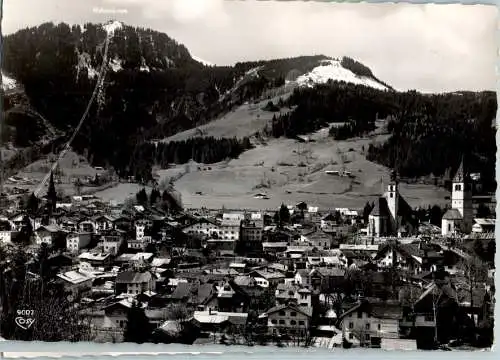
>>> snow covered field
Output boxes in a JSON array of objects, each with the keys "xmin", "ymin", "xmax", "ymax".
[{"xmin": 295, "ymin": 59, "xmax": 388, "ymax": 91}]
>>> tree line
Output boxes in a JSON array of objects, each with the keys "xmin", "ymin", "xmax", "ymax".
[
  {"xmin": 1, "ymin": 22, "xmax": 271, "ymax": 179},
  {"xmin": 124, "ymin": 137, "xmax": 252, "ymax": 183},
  {"xmin": 3, "ymin": 21, "xmax": 495, "ymax": 189},
  {"xmin": 0, "ymin": 245, "xmax": 92, "ymax": 341},
  {"xmin": 264, "ymin": 80, "xmax": 495, "ymax": 189}
]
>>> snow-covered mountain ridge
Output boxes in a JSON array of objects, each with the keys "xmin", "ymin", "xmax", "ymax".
[{"xmin": 295, "ymin": 58, "xmax": 388, "ymax": 91}]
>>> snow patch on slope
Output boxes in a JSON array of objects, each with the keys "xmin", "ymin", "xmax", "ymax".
[
  {"xmin": 192, "ymin": 55, "xmax": 213, "ymax": 66},
  {"xmin": 103, "ymin": 20, "xmax": 123, "ymax": 36},
  {"xmin": 296, "ymin": 59, "xmax": 388, "ymax": 91},
  {"xmin": 1, "ymin": 71, "xmax": 18, "ymax": 91}
]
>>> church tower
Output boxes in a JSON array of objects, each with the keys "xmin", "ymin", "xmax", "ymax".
[
  {"xmin": 452, "ymin": 156, "xmax": 473, "ymax": 232},
  {"xmin": 387, "ymin": 170, "xmax": 399, "ymax": 233}
]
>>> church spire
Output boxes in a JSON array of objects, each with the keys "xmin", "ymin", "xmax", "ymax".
[
  {"xmin": 47, "ymin": 171, "xmax": 57, "ymax": 213},
  {"xmin": 453, "ymin": 155, "xmax": 465, "ymax": 183}
]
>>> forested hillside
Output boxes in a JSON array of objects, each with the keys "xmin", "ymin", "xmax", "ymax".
[
  {"xmin": 267, "ymin": 82, "xmax": 496, "ymax": 190},
  {"xmin": 2, "ymin": 22, "xmax": 496, "ymax": 189},
  {"xmin": 2, "ymin": 23, "xmax": 354, "ymax": 180}
]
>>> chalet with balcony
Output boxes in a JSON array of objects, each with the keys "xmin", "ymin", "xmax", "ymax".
[
  {"xmin": 338, "ymin": 298, "xmax": 403, "ymax": 348},
  {"xmin": 115, "ymin": 270, "xmax": 156, "ymax": 296},
  {"xmin": 34, "ymin": 224, "xmax": 67, "ymax": 248},
  {"xmin": 262, "ymin": 303, "xmax": 313, "ymax": 336}
]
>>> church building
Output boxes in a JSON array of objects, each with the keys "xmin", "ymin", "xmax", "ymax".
[
  {"xmin": 367, "ymin": 172, "xmax": 417, "ymax": 238},
  {"xmin": 441, "ymin": 158, "xmax": 474, "ymax": 236}
]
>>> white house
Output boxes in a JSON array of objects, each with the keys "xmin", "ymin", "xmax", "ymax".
[
  {"xmin": 294, "ymin": 269, "xmax": 311, "ymax": 288},
  {"xmin": 254, "ymin": 277, "xmax": 270, "ymax": 288},
  {"xmin": 222, "ymin": 212, "xmax": 245, "ymax": 221},
  {"xmin": 66, "ymin": 232, "xmax": 92, "ymax": 253},
  {"xmin": 275, "ymin": 283, "xmax": 312, "ymax": 308},
  {"xmin": 262, "ymin": 303, "xmax": 313, "ymax": 336},
  {"xmin": 471, "ymin": 218, "xmax": 495, "ymax": 233},
  {"xmin": 0, "ymin": 230, "xmax": 19, "ymax": 244},
  {"xmin": 338, "ymin": 298, "xmax": 403, "ymax": 348},
  {"xmin": 93, "ymin": 215, "xmax": 118, "ymax": 232},
  {"xmin": 56, "ymin": 270, "xmax": 95, "ymax": 297},
  {"xmin": 102, "ymin": 298, "xmax": 147, "ymax": 330},
  {"xmin": 182, "ymin": 218, "xmax": 221, "ymax": 238},
  {"xmin": 219, "ymin": 218, "xmax": 241, "ymax": 241},
  {"xmin": 78, "ymin": 220, "xmax": 96, "ymax": 233},
  {"xmin": 101, "ymin": 232, "xmax": 126, "ymax": 255},
  {"xmin": 115, "ymin": 270, "xmax": 156, "ymax": 296},
  {"xmin": 34, "ymin": 225, "xmax": 65, "ymax": 246}
]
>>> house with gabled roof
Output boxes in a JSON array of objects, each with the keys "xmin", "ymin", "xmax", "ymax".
[
  {"xmin": 309, "ymin": 267, "xmax": 345, "ymax": 292},
  {"xmin": 93, "ymin": 214, "xmax": 118, "ymax": 232},
  {"xmin": 78, "ymin": 251, "xmax": 111, "ymax": 266},
  {"xmin": 471, "ymin": 218, "xmax": 495, "ymax": 233},
  {"xmin": 102, "ymin": 298, "xmax": 147, "ymax": 330},
  {"xmin": 66, "ymin": 231, "xmax": 92, "ymax": 253},
  {"xmin": 275, "ymin": 283, "xmax": 312, "ymax": 308},
  {"xmin": 181, "ymin": 217, "xmax": 221, "ymax": 238},
  {"xmin": 34, "ymin": 224, "xmax": 67, "ymax": 247},
  {"xmin": 249, "ymin": 269, "xmax": 286, "ymax": 286},
  {"xmin": 100, "ymin": 229, "xmax": 127, "ymax": 255},
  {"xmin": 191, "ymin": 309, "xmax": 248, "ymax": 334},
  {"xmin": 337, "ymin": 297, "xmax": 403, "ymax": 348},
  {"xmin": 261, "ymin": 302, "xmax": 313, "ymax": 336},
  {"xmin": 115, "ymin": 270, "xmax": 156, "ymax": 296},
  {"xmin": 56, "ymin": 269, "xmax": 95, "ymax": 297}
]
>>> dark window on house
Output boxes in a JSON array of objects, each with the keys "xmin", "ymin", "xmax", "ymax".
[
  {"xmin": 271, "ymin": 319, "xmax": 277, "ymax": 324},
  {"xmin": 291, "ymin": 312, "xmax": 297, "ymax": 317},
  {"xmin": 377, "ymin": 324, "xmax": 381, "ymax": 330},
  {"xmin": 365, "ymin": 334, "xmax": 370, "ymax": 341},
  {"xmin": 279, "ymin": 311, "xmax": 286, "ymax": 316},
  {"xmin": 357, "ymin": 312, "xmax": 362, "ymax": 319},
  {"xmin": 349, "ymin": 322, "xmax": 354, "ymax": 329},
  {"xmin": 290, "ymin": 320, "xmax": 297, "ymax": 325},
  {"xmin": 390, "ymin": 193, "xmax": 393, "ymax": 198},
  {"xmin": 365, "ymin": 323, "xmax": 370, "ymax": 330},
  {"xmin": 349, "ymin": 333, "xmax": 354, "ymax": 340},
  {"xmin": 299, "ymin": 321, "xmax": 305, "ymax": 326},
  {"xmin": 279, "ymin": 320, "xmax": 285, "ymax": 325}
]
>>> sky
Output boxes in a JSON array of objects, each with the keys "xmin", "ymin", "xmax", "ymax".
[{"xmin": 1, "ymin": 0, "xmax": 497, "ymax": 93}]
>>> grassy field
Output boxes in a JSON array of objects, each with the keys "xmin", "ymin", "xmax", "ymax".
[
  {"xmin": 5, "ymin": 94, "xmax": 450, "ymax": 209},
  {"xmin": 161, "ymin": 86, "xmax": 295, "ymax": 143},
  {"xmin": 158, "ymin": 121, "xmax": 450, "ymax": 211},
  {"xmin": 2, "ymin": 151, "xmax": 106, "ymax": 197},
  {"xmin": 93, "ymin": 183, "xmax": 153, "ymax": 205}
]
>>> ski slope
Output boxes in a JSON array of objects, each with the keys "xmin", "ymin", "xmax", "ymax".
[{"xmin": 296, "ymin": 59, "xmax": 388, "ymax": 91}]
